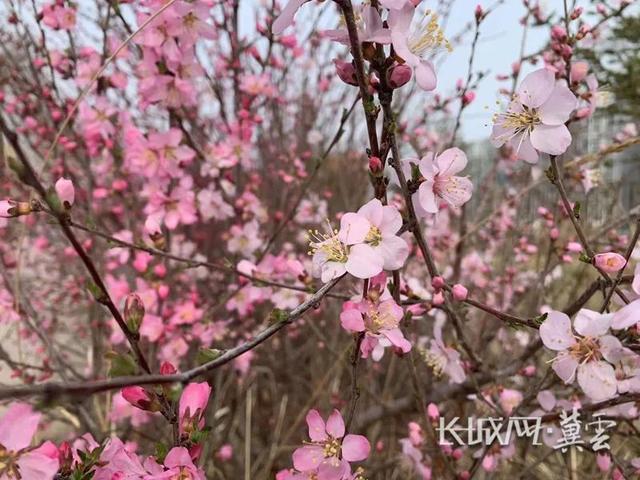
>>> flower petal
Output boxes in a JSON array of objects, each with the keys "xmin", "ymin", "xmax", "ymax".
[
  {"xmin": 435, "ymin": 148, "xmax": 467, "ymax": 177},
  {"xmin": 577, "ymin": 362, "xmax": 617, "ymax": 401},
  {"xmin": 517, "ymin": 68, "xmax": 555, "ymax": 108},
  {"xmin": 552, "ymin": 353, "xmax": 579, "ymax": 383},
  {"xmin": 530, "ymin": 124, "xmax": 572, "ymax": 155},
  {"xmin": 612, "ymin": 298, "xmax": 640, "ymax": 330},
  {"xmin": 272, "ymin": 0, "xmax": 307, "ymax": 34},
  {"xmin": 415, "ymin": 59, "xmax": 437, "ymax": 91},
  {"xmin": 339, "ymin": 213, "xmax": 370, "ymax": 245},
  {"xmin": 573, "ymin": 309, "xmax": 611, "ymax": 337},
  {"xmin": 539, "ymin": 311, "xmax": 576, "ymax": 351},
  {"xmin": 340, "ymin": 308, "xmax": 366, "ymax": 333},
  {"xmin": 345, "ymin": 244, "xmax": 383, "ymax": 279},
  {"xmin": 357, "ymin": 198, "xmax": 384, "ymax": 228},
  {"xmin": 306, "ymin": 409, "xmax": 327, "ymax": 442},
  {"xmin": 293, "ymin": 445, "xmax": 325, "ymax": 472},
  {"xmin": 538, "ymin": 84, "xmax": 577, "ymax": 125},
  {"xmin": 376, "ymin": 235, "xmax": 409, "ymax": 271},
  {"xmin": 417, "ymin": 181, "xmax": 438, "ymax": 214},
  {"xmin": 326, "ymin": 410, "xmax": 345, "ymax": 438},
  {"xmin": 342, "ymin": 434, "xmax": 371, "ymax": 462}
]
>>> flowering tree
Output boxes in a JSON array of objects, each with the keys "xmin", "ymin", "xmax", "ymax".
[{"xmin": 0, "ymin": 0, "xmax": 639, "ymax": 478}]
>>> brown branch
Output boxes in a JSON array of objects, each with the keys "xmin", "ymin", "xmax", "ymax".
[{"xmin": 0, "ymin": 275, "xmax": 343, "ymax": 401}]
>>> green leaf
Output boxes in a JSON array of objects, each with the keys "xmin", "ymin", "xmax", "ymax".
[
  {"xmin": 106, "ymin": 351, "xmax": 138, "ymax": 377},
  {"xmin": 196, "ymin": 348, "xmax": 224, "ymax": 365}
]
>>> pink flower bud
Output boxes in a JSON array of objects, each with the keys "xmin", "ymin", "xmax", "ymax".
[
  {"xmin": 369, "ymin": 156, "xmax": 383, "ymax": 174},
  {"xmin": 551, "ymin": 25, "xmax": 567, "ymax": 41},
  {"xmin": 432, "ymin": 276, "xmax": 446, "ymax": 289},
  {"xmin": 459, "ymin": 471, "xmax": 471, "ymax": 480},
  {"xmin": 570, "ymin": 62, "xmax": 589, "ymax": 83},
  {"xmin": 160, "ymin": 361, "xmax": 177, "ymax": 375},
  {"xmin": 596, "ymin": 453, "xmax": 611, "ymax": 472},
  {"xmin": 452, "ymin": 284, "xmax": 468, "ymax": 301},
  {"xmin": 594, "ymin": 252, "xmax": 626, "ymax": 273},
  {"xmin": 432, "ymin": 291, "xmax": 445, "ymax": 306},
  {"xmin": 550, "ymin": 228, "xmax": 560, "ymax": 240},
  {"xmin": 571, "ymin": 7, "xmax": 583, "ymax": 19},
  {"xmin": 216, "ymin": 444, "xmax": 233, "ymax": 462},
  {"xmin": 122, "ymin": 386, "xmax": 160, "ymax": 412},
  {"xmin": 522, "ymin": 365, "xmax": 536, "ymax": 376},
  {"xmin": 387, "ymin": 63, "xmax": 412, "ymax": 89},
  {"xmin": 179, "ymin": 382, "xmax": 212, "ymax": 435},
  {"xmin": 474, "ymin": 4, "xmax": 484, "ymax": 22},
  {"xmin": 124, "ymin": 293, "xmax": 145, "ymax": 333},
  {"xmin": 427, "ymin": 402, "xmax": 440, "ymax": 420},
  {"xmin": 333, "ymin": 59, "xmax": 358, "ymax": 86},
  {"xmin": 462, "ymin": 91, "xmax": 476, "ymax": 106},
  {"xmin": 55, "ymin": 177, "xmax": 75, "ymax": 208},
  {"xmin": 452, "ymin": 448, "xmax": 463, "ymax": 460}
]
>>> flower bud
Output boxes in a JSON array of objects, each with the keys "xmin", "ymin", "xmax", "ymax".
[
  {"xmin": 432, "ymin": 291, "xmax": 445, "ymax": 306},
  {"xmin": 368, "ymin": 156, "xmax": 383, "ymax": 175},
  {"xmin": 571, "ymin": 7, "xmax": 583, "ymax": 19},
  {"xmin": 0, "ymin": 199, "xmax": 32, "ymax": 218},
  {"xmin": 452, "ymin": 284, "xmax": 468, "ymax": 301},
  {"xmin": 431, "ymin": 276, "xmax": 446, "ymax": 290},
  {"xmin": 551, "ymin": 25, "xmax": 567, "ymax": 42},
  {"xmin": 124, "ymin": 293, "xmax": 145, "ymax": 333},
  {"xmin": 387, "ymin": 63, "xmax": 412, "ymax": 89},
  {"xmin": 572, "ymin": 61, "xmax": 589, "ymax": 81},
  {"xmin": 462, "ymin": 91, "xmax": 476, "ymax": 107},
  {"xmin": 333, "ymin": 59, "xmax": 358, "ymax": 86},
  {"xmin": 427, "ymin": 402, "xmax": 440, "ymax": 420},
  {"xmin": 122, "ymin": 386, "xmax": 161, "ymax": 412},
  {"xmin": 474, "ymin": 4, "xmax": 484, "ymax": 23},
  {"xmin": 593, "ymin": 252, "xmax": 626, "ymax": 273},
  {"xmin": 55, "ymin": 177, "xmax": 75, "ymax": 209},
  {"xmin": 160, "ymin": 361, "xmax": 177, "ymax": 375},
  {"xmin": 596, "ymin": 453, "xmax": 611, "ymax": 472}
]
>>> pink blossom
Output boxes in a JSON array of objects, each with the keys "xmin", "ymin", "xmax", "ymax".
[
  {"xmin": 593, "ymin": 252, "xmax": 626, "ymax": 273},
  {"xmin": 412, "ymin": 147, "xmax": 473, "ymax": 214},
  {"xmin": 340, "ymin": 296, "xmax": 411, "ymax": 360},
  {"xmin": 388, "ymin": 3, "xmax": 450, "ymax": 91},
  {"xmin": 55, "ymin": 177, "xmax": 75, "ymax": 208},
  {"xmin": 292, "ymin": 409, "xmax": 370, "ymax": 479},
  {"xmin": 309, "ymin": 223, "xmax": 382, "ymax": 282},
  {"xmin": 340, "ymin": 199, "xmax": 409, "ymax": 270},
  {"xmin": 539, "ymin": 309, "xmax": 620, "ymax": 400},
  {"xmin": 426, "ymin": 316, "xmax": 466, "ymax": 383},
  {"xmin": 491, "ymin": 68, "xmax": 577, "ymax": 163}
]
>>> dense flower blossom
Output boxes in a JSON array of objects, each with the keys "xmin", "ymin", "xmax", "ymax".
[
  {"xmin": 539, "ymin": 309, "xmax": 621, "ymax": 400},
  {"xmin": 292, "ymin": 409, "xmax": 370, "ymax": 479},
  {"xmin": 491, "ymin": 68, "xmax": 577, "ymax": 163}
]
